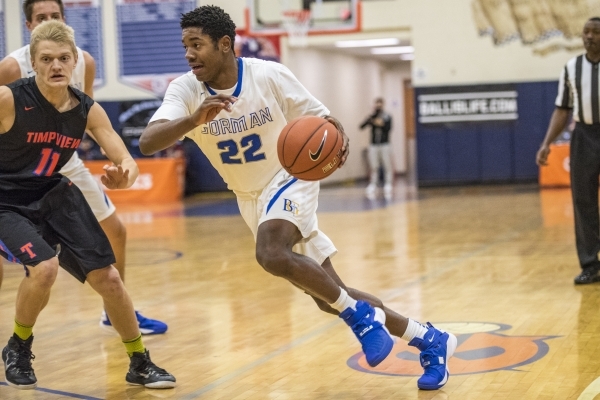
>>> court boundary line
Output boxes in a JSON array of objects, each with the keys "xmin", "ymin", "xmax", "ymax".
[
  {"xmin": 578, "ymin": 376, "xmax": 600, "ymax": 400},
  {"xmin": 0, "ymin": 381, "xmax": 103, "ymax": 399}
]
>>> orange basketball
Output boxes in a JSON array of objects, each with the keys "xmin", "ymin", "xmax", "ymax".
[{"xmin": 277, "ymin": 116, "xmax": 344, "ymax": 181}]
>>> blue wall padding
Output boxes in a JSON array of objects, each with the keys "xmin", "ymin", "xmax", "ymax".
[{"xmin": 416, "ymin": 81, "xmax": 557, "ymax": 186}]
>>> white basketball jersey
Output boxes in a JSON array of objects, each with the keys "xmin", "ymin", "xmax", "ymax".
[
  {"xmin": 7, "ymin": 44, "xmax": 86, "ymax": 91},
  {"xmin": 151, "ymin": 58, "xmax": 329, "ymax": 193}
]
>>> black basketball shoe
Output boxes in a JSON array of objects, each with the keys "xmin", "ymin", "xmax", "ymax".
[
  {"xmin": 126, "ymin": 350, "xmax": 176, "ymax": 389},
  {"xmin": 574, "ymin": 266, "xmax": 600, "ymax": 284},
  {"xmin": 2, "ymin": 334, "xmax": 37, "ymax": 389}
]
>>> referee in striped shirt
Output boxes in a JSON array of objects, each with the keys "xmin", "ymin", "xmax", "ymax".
[{"xmin": 537, "ymin": 17, "xmax": 600, "ymax": 284}]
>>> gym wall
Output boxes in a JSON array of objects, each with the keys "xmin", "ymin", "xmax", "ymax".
[{"xmin": 1, "ymin": 0, "xmax": 581, "ymax": 188}]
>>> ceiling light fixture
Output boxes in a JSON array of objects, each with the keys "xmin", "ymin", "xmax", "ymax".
[
  {"xmin": 371, "ymin": 46, "xmax": 414, "ymax": 55},
  {"xmin": 334, "ymin": 38, "xmax": 401, "ymax": 48}
]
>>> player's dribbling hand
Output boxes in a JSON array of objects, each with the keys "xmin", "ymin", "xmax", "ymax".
[
  {"xmin": 536, "ymin": 145, "xmax": 550, "ymax": 166},
  {"xmin": 193, "ymin": 94, "xmax": 237, "ymax": 126},
  {"xmin": 101, "ymin": 164, "xmax": 130, "ymax": 189},
  {"xmin": 324, "ymin": 116, "xmax": 350, "ymax": 167}
]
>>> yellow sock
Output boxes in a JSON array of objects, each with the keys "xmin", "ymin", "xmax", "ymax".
[
  {"xmin": 123, "ymin": 334, "xmax": 145, "ymax": 356},
  {"xmin": 14, "ymin": 320, "xmax": 33, "ymax": 341}
]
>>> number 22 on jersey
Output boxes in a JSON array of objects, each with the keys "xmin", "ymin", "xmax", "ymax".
[{"xmin": 218, "ymin": 133, "xmax": 266, "ymax": 164}]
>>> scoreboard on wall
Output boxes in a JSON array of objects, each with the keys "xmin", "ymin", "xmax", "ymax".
[
  {"xmin": 21, "ymin": 0, "xmax": 104, "ymax": 88},
  {"xmin": 116, "ymin": 0, "xmax": 195, "ymax": 96}
]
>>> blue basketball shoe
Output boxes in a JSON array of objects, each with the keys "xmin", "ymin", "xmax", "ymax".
[
  {"xmin": 339, "ymin": 301, "xmax": 394, "ymax": 367},
  {"xmin": 100, "ymin": 311, "xmax": 168, "ymax": 335},
  {"xmin": 408, "ymin": 323, "xmax": 457, "ymax": 390}
]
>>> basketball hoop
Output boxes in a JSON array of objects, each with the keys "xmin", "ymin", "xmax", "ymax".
[{"xmin": 282, "ymin": 10, "xmax": 311, "ymax": 48}]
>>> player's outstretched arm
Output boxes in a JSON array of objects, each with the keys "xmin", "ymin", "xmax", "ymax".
[
  {"xmin": 325, "ymin": 115, "xmax": 350, "ymax": 167},
  {"xmin": 139, "ymin": 118, "xmax": 197, "ymax": 156},
  {"xmin": 0, "ymin": 57, "xmax": 22, "ymax": 87},
  {"xmin": 0, "ymin": 86, "xmax": 15, "ymax": 134},
  {"xmin": 86, "ymin": 102, "xmax": 139, "ymax": 189},
  {"xmin": 139, "ymin": 93, "xmax": 236, "ymax": 155}
]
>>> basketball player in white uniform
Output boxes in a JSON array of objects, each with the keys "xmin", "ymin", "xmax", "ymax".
[
  {"xmin": 140, "ymin": 6, "xmax": 456, "ymax": 390},
  {"xmin": 0, "ymin": 0, "xmax": 167, "ymax": 335}
]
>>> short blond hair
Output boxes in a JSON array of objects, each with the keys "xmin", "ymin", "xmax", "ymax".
[{"xmin": 30, "ymin": 20, "xmax": 76, "ymax": 59}]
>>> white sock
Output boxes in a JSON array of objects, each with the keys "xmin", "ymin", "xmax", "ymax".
[
  {"xmin": 401, "ymin": 318, "xmax": 428, "ymax": 342},
  {"xmin": 330, "ymin": 288, "xmax": 358, "ymax": 313}
]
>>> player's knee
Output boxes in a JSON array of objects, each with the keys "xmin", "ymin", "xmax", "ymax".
[
  {"xmin": 86, "ymin": 266, "xmax": 124, "ymax": 296},
  {"xmin": 255, "ymin": 245, "xmax": 291, "ymax": 277},
  {"xmin": 28, "ymin": 258, "xmax": 59, "ymax": 289}
]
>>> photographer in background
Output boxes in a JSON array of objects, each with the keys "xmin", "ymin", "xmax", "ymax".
[{"xmin": 360, "ymin": 98, "xmax": 393, "ymax": 200}]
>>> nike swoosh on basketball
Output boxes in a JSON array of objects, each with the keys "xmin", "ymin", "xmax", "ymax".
[
  {"xmin": 309, "ymin": 130, "xmax": 328, "ymax": 161},
  {"xmin": 24, "ymin": 106, "xmax": 34, "ymax": 111}
]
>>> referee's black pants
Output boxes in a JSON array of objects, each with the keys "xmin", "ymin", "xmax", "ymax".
[{"xmin": 570, "ymin": 122, "xmax": 600, "ymax": 270}]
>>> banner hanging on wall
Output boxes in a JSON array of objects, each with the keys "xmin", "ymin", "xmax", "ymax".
[
  {"xmin": 22, "ymin": 0, "xmax": 105, "ymax": 88},
  {"xmin": 417, "ymin": 88, "xmax": 518, "ymax": 124},
  {"xmin": 116, "ymin": 0, "xmax": 195, "ymax": 97},
  {"xmin": 471, "ymin": 0, "xmax": 587, "ymax": 55},
  {"xmin": 235, "ymin": 31, "xmax": 281, "ymax": 63}
]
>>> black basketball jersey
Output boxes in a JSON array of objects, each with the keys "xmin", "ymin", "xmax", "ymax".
[{"xmin": 0, "ymin": 77, "xmax": 94, "ymax": 204}]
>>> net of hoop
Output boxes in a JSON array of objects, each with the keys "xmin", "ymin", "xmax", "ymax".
[{"xmin": 282, "ymin": 9, "xmax": 312, "ymax": 47}]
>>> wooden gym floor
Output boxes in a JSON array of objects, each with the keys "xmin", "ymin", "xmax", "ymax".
[{"xmin": 0, "ymin": 180, "xmax": 599, "ymax": 399}]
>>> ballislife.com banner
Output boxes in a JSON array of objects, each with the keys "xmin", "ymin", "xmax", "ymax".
[{"xmin": 417, "ymin": 86, "xmax": 518, "ymax": 124}]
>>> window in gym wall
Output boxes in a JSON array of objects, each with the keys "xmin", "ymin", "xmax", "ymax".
[
  {"xmin": 116, "ymin": 0, "xmax": 195, "ymax": 97},
  {"xmin": 21, "ymin": 0, "xmax": 104, "ymax": 88}
]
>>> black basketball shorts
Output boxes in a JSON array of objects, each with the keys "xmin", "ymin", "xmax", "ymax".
[{"xmin": 0, "ymin": 177, "xmax": 115, "ymax": 283}]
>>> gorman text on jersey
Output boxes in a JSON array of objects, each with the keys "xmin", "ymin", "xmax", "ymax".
[{"xmin": 200, "ymin": 107, "xmax": 273, "ymax": 136}]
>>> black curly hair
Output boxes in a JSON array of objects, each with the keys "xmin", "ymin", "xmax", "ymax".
[{"xmin": 181, "ymin": 6, "xmax": 236, "ymax": 50}]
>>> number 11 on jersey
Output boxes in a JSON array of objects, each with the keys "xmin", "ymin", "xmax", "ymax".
[{"xmin": 33, "ymin": 148, "xmax": 60, "ymax": 176}]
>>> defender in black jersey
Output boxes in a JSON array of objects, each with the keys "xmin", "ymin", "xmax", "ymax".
[
  {"xmin": 0, "ymin": 20, "xmax": 175, "ymax": 390},
  {"xmin": 0, "ymin": 0, "xmax": 168, "ymax": 337}
]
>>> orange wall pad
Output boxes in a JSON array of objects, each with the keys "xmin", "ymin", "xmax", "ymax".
[
  {"xmin": 83, "ymin": 158, "xmax": 186, "ymax": 203},
  {"xmin": 539, "ymin": 143, "xmax": 570, "ymax": 188}
]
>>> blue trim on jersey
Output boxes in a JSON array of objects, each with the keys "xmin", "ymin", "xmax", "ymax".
[
  {"xmin": 205, "ymin": 58, "xmax": 243, "ymax": 97},
  {"xmin": 103, "ymin": 191, "xmax": 109, "ymax": 206},
  {"xmin": 266, "ymin": 178, "xmax": 298, "ymax": 214},
  {"xmin": 0, "ymin": 239, "xmax": 19, "ymax": 264}
]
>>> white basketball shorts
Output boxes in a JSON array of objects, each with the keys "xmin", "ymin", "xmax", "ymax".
[
  {"xmin": 236, "ymin": 169, "xmax": 337, "ymax": 265},
  {"xmin": 59, "ymin": 153, "xmax": 116, "ymax": 222}
]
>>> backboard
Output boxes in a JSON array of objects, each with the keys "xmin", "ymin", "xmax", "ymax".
[{"xmin": 246, "ymin": 0, "xmax": 361, "ymax": 36}]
